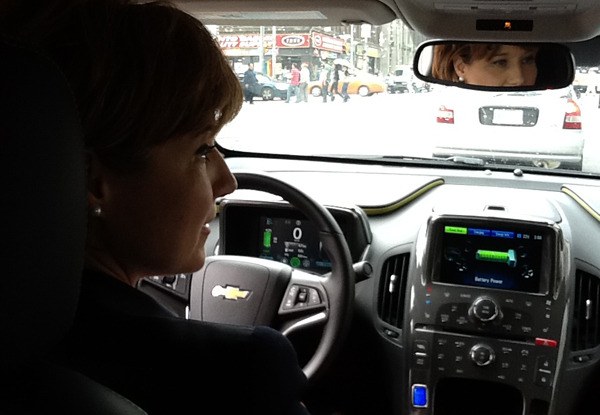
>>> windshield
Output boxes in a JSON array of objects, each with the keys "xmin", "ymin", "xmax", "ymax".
[{"xmin": 212, "ymin": 21, "xmax": 599, "ymax": 175}]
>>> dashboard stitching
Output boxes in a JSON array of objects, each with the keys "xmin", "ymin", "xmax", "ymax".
[
  {"xmin": 562, "ymin": 185, "xmax": 600, "ymax": 222},
  {"xmin": 361, "ymin": 178, "xmax": 445, "ymax": 216}
]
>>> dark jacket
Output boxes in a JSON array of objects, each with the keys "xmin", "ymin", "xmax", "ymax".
[
  {"xmin": 51, "ymin": 269, "xmax": 310, "ymax": 415},
  {"xmin": 243, "ymin": 69, "xmax": 258, "ymax": 87}
]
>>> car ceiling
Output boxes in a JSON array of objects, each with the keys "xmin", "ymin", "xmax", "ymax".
[{"xmin": 175, "ymin": 0, "xmax": 600, "ymax": 42}]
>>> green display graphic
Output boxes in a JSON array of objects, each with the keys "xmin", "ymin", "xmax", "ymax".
[
  {"xmin": 263, "ymin": 229, "xmax": 272, "ymax": 248},
  {"xmin": 445, "ymin": 226, "xmax": 467, "ymax": 235},
  {"xmin": 476, "ymin": 249, "xmax": 516, "ymax": 267},
  {"xmin": 290, "ymin": 257, "xmax": 301, "ymax": 268}
]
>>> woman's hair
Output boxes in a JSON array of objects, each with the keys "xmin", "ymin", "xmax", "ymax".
[
  {"xmin": 431, "ymin": 43, "xmax": 538, "ymax": 82},
  {"xmin": 432, "ymin": 43, "xmax": 501, "ymax": 81},
  {"xmin": 4, "ymin": 0, "xmax": 243, "ymax": 172}
]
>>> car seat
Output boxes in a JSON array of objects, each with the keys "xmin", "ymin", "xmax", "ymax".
[{"xmin": 0, "ymin": 36, "xmax": 147, "ymax": 414}]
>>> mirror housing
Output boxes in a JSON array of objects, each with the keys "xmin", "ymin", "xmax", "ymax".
[{"xmin": 413, "ymin": 40, "xmax": 575, "ymax": 91}]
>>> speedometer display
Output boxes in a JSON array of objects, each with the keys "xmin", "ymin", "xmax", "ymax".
[
  {"xmin": 258, "ymin": 215, "xmax": 331, "ymax": 271},
  {"xmin": 219, "ymin": 200, "xmax": 369, "ymax": 274}
]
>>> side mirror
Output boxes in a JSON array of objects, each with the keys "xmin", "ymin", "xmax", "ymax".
[{"xmin": 412, "ymin": 40, "xmax": 575, "ymax": 91}]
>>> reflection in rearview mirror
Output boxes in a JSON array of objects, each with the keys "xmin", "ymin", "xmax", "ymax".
[{"xmin": 413, "ymin": 41, "xmax": 575, "ymax": 91}]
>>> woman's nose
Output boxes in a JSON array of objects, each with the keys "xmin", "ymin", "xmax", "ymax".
[
  {"xmin": 506, "ymin": 64, "xmax": 525, "ymax": 86},
  {"xmin": 212, "ymin": 152, "xmax": 238, "ymax": 198}
]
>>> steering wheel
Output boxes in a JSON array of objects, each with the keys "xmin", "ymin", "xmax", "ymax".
[{"xmin": 188, "ymin": 171, "xmax": 355, "ymax": 382}]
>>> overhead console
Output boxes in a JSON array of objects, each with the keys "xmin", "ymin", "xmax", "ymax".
[{"xmin": 404, "ymin": 213, "xmax": 568, "ymax": 415}]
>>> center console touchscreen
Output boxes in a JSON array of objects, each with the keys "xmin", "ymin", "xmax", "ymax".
[{"xmin": 430, "ymin": 217, "xmax": 554, "ymax": 294}]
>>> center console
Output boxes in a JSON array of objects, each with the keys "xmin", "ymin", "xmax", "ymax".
[{"xmin": 406, "ymin": 214, "xmax": 567, "ymax": 415}]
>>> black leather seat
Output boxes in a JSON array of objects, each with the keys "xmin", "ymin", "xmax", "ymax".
[{"xmin": 0, "ymin": 37, "xmax": 147, "ymax": 414}]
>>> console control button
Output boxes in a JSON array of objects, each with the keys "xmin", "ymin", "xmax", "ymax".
[
  {"xmin": 411, "ymin": 384, "xmax": 428, "ymax": 408},
  {"xmin": 470, "ymin": 296, "xmax": 500, "ymax": 322},
  {"xmin": 470, "ymin": 343, "xmax": 495, "ymax": 366}
]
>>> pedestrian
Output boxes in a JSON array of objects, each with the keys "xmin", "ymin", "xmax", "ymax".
[
  {"xmin": 298, "ymin": 62, "xmax": 310, "ymax": 102},
  {"xmin": 340, "ymin": 66, "xmax": 351, "ymax": 102},
  {"xmin": 285, "ymin": 62, "xmax": 301, "ymax": 103},
  {"xmin": 330, "ymin": 64, "xmax": 341, "ymax": 101},
  {"xmin": 243, "ymin": 62, "xmax": 258, "ymax": 104},
  {"xmin": 319, "ymin": 65, "xmax": 331, "ymax": 103}
]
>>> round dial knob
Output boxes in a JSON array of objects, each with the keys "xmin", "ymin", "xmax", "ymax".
[
  {"xmin": 470, "ymin": 343, "xmax": 495, "ymax": 367},
  {"xmin": 470, "ymin": 296, "xmax": 500, "ymax": 322}
]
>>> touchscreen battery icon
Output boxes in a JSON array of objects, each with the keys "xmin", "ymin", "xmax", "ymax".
[{"xmin": 476, "ymin": 249, "xmax": 516, "ymax": 267}]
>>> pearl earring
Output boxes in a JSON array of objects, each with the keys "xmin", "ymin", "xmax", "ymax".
[
  {"xmin": 458, "ymin": 76, "xmax": 464, "ymax": 82},
  {"xmin": 92, "ymin": 206, "xmax": 103, "ymax": 217}
]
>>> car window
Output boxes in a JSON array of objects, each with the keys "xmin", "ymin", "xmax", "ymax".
[{"xmin": 213, "ymin": 21, "xmax": 598, "ymax": 176}]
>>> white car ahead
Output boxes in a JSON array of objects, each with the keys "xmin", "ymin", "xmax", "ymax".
[{"xmin": 431, "ymin": 85, "xmax": 584, "ymax": 170}]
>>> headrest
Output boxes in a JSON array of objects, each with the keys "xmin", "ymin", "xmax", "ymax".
[{"xmin": 0, "ymin": 38, "xmax": 86, "ymax": 364}]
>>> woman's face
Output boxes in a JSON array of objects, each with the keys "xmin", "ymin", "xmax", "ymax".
[
  {"xmin": 455, "ymin": 45, "xmax": 538, "ymax": 87},
  {"xmin": 90, "ymin": 132, "xmax": 237, "ymax": 282}
]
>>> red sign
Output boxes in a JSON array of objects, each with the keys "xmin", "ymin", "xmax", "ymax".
[
  {"xmin": 275, "ymin": 34, "xmax": 310, "ymax": 48},
  {"xmin": 311, "ymin": 33, "xmax": 344, "ymax": 53},
  {"xmin": 218, "ymin": 35, "xmax": 262, "ymax": 49},
  {"xmin": 217, "ymin": 33, "xmax": 339, "ymax": 51}
]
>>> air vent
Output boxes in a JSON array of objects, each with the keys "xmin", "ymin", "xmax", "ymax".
[
  {"xmin": 377, "ymin": 253, "xmax": 410, "ymax": 328},
  {"xmin": 572, "ymin": 270, "xmax": 600, "ymax": 351}
]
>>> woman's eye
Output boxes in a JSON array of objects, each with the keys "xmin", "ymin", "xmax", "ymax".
[
  {"xmin": 491, "ymin": 59, "xmax": 508, "ymax": 67},
  {"xmin": 196, "ymin": 144, "xmax": 216, "ymax": 160},
  {"xmin": 523, "ymin": 56, "xmax": 536, "ymax": 65}
]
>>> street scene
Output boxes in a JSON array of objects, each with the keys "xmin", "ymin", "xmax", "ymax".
[
  {"xmin": 212, "ymin": 20, "xmax": 600, "ymax": 175},
  {"xmin": 218, "ymin": 88, "xmax": 600, "ymax": 174}
]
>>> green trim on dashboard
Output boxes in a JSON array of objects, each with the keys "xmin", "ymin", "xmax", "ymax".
[
  {"xmin": 562, "ymin": 186, "xmax": 600, "ymax": 222},
  {"xmin": 361, "ymin": 178, "xmax": 445, "ymax": 216}
]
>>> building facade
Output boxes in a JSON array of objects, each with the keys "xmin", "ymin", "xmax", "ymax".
[{"xmin": 214, "ymin": 20, "xmax": 424, "ymax": 79}]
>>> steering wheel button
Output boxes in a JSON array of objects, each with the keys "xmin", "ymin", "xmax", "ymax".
[
  {"xmin": 309, "ymin": 289, "xmax": 321, "ymax": 305},
  {"xmin": 297, "ymin": 289, "xmax": 308, "ymax": 303}
]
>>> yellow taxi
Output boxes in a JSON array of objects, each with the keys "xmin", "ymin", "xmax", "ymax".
[{"xmin": 307, "ymin": 72, "xmax": 386, "ymax": 97}]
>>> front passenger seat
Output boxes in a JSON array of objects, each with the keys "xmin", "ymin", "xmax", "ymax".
[{"xmin": 0, "ymin": 36, "xmax": 147, "ymax": 415}]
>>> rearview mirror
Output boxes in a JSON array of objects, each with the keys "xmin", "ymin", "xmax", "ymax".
[{"xmin": 413, "ymin": 40, "xmax": 575, "ymax": 91}]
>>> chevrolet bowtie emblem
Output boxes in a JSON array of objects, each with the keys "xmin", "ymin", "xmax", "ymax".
[{"xmin": 211, "ymin": 285, "xmax": 251, "ymax": 300}]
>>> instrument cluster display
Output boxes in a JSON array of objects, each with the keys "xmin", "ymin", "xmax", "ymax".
[
  {"xmin": 258, "ymin": 215, "xmax": 331, "ymax": 271},
  {"xmin": 219, "ymin": 200, "xmax": 370, "ymax": 274}
]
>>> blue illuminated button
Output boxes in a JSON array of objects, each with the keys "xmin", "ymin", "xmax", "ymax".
[
  {"xmin": 491, "ymin": 230, "xmax": 515, "ymax": 239},
  {"xmin": 412, "ymin": 384, "xmax": 428, "ymax": 408},
  {"xmin": 468, "ymin": 228, "xmax": 490, "ymax": 236}
]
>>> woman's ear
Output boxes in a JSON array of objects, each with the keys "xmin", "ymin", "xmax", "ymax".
[
  {"xmin": 86, "ymin": 153, "xmax": 107, "ymax": 210},
  {"xmin": 453, "ymin": 58, "xmax": 466, "ymax": 79}
]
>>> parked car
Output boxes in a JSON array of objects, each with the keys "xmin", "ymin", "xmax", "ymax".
[
  {"xmin": 431, "ymin": 85, "xmax": 584, "ymax": 170},
  {"xmin": 385, "ymin": 65, "xmax": 413, "ymax": 93},
  {"xmin": 308, "ymin": 72, "xmax": 386, "ymax": 97},
  {"xmin": 239, "ymin": 72, "xmax": 288, "ymax": 100},
  {"xmin": 573, "ymin": 68, "xmax": 600, "ymax": 96}
]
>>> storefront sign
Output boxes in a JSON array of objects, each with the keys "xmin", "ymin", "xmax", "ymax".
[
  {"xmin": 311, "ymin": 33, "xmax": 344, "ymax": 53},
  {"xmin": 218, "ymin": 34, "xmax": 262, "ymax": 49},
  {"xmin": 276, "ymin": 34, "xmax": 310, "ymax": 48}
]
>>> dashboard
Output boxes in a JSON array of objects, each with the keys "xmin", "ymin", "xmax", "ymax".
[{"xmin": 140, "ymin": 157, "xmax": 600, "ymax": 415}]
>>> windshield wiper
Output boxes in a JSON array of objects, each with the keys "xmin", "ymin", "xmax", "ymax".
[
  {"xmin": 379, "ymin": 154, "xmax": 486, "ymax": 166},
  {"xmin": 326, "ymin": 154, "xmax": 488, "ymax": 167},
  {"xmin": 444, "ymin": 156, "xmax": 486, "ymax": 166}
]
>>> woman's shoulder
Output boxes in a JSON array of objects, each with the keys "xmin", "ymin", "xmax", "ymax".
[
  {"xmin": 78, "ymin": 268, "xmax": 176, "ymax": 320},
  {"xmin": 58, "ymin": 271, "xmax": 309, "ymax": 415}
]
